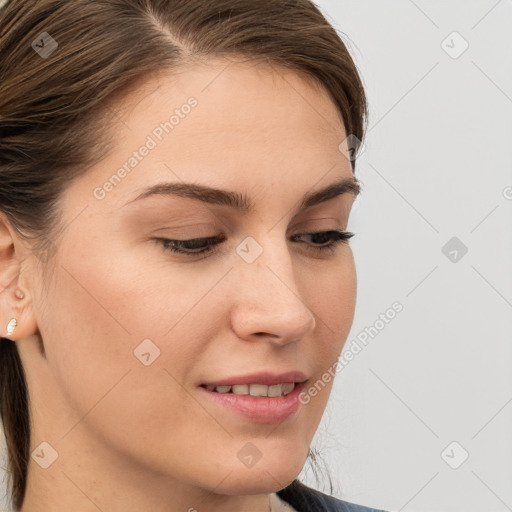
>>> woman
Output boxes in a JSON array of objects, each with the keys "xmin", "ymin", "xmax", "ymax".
[{"xmin": 0, "ymin": 1, "xmax": 390, "ymax": 511}]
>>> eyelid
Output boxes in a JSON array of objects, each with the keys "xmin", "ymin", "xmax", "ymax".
[
  {"xmin": 290, "ymin": 221, "xmax": 347, "ymax": 237},
  {"xmin": 151, "ymin": 222, "xmax": 219, "ymax": 236},
  {"xmin": 154, "ymin": 229, "xmax": 354, "ymax": 259},
  {"xmin": 147, "ymin": 211, "xmax": 350, "ymax": 252},
  {"xmin": 151, "ymin": 217, "xmax": 348, "ymax": 242}
]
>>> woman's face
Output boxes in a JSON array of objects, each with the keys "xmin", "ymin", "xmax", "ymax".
[{"xmin": 18, "ymin": 58, "xmax": 358, "ymax": 508}]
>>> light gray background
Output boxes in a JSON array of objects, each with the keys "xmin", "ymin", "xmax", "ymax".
[{"xmin": 1, "ymin": 1, "xmax": 511, "ymax": 511}]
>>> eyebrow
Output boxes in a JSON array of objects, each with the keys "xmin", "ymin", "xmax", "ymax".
[{"xmin": 124, "ymin": 176, "xmax": 360, "ymax": 212}]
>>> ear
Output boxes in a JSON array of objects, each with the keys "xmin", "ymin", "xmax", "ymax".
[{"xmin": 0, "ymin": 212, "xmax": 39, "ymax": 342}]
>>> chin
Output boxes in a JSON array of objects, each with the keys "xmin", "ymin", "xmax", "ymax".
[
  {"xmin": 217, "ymin": 471, "xmax": 299, "ymax": 496},
  {"xmin": 211, "ymin": 448, "xmax": 307, "ymax": 496}
]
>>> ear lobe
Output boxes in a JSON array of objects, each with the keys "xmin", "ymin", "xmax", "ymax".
[
  {"xmin": 0, "ymin": 284, "xmax": 39, "ymax": 342},
  {"xmin": 0, "ymin": 214, "xmax": 40, "ymax": 342}
]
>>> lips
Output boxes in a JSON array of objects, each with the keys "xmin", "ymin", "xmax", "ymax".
[
  {"xmin": 199, "ymin": 370, "xmax": 308, "ymax": 387},
  {"xmin": 198, "ymin": 379, "xmax": 307, "ymax": 423}
]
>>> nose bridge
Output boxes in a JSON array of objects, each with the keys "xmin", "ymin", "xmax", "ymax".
[{"xmin": 230, "ymin": 232, "xmax": 316, "ymax": 342}]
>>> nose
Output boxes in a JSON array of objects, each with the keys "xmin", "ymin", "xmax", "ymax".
[{"xmin": 229, "ymin": 237, "xmax": 317, "ymax": 346}]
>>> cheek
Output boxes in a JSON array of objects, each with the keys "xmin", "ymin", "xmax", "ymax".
[
  {"xmin": 308, "ymin": 250, "xmax": 357, "ymax": 347},
  {"xmin": 295, "ymin": 252, "xmax": 356, "ymax": 419},
  {"xmin": 34, "ymin": 253, "xmax": 165, "ymax": 414},
  {"xmin": 35, "ymin": 264, "xmax": 143, "ymax": 422},
  {"xmin": 38, "ymin": 241, "xmax": 226, "ymax": 412},
  {"xmin": 35, "ymin": 255, "xmax": 217, "ymax": 466}
]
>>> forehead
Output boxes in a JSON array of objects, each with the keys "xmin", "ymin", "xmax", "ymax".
[
  {"xmin": 114, "ymin": 56, "xmax": 346, "ymax": 148},
  {"xmin": 70, "ymin": 58, "xmax": 353, "ymax": 214}
]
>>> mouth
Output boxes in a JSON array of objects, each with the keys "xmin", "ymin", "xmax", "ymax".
[
  {"xmin": 199, "ymin": 382, "xmax": 298, "ymax": 397},
  {"xmin": 197, "ymin": 379, "xmax": 308, "ymax": 423}
]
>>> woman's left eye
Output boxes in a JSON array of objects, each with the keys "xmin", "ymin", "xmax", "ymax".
[
  {"xmin": 154, "ymin": 230, "xmax": 355, "ymax": 258},
  {"xmin": 291, "ymin": 230, "xmax": 355, "ymax": 254}
]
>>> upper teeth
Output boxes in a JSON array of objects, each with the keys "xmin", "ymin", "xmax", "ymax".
[{"xmin": 206, "ymin": 383, "xmax": 295, "ymax": 397}]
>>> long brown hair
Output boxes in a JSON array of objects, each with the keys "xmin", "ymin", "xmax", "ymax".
[{"xmin": 0, "ymin": 0, "xmax": 368, "ymax": 509}]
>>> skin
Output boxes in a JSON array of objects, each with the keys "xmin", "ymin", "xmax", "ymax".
[{"xmin": 0, "ymin": 57, "xmax": 358, "ymax": 512}]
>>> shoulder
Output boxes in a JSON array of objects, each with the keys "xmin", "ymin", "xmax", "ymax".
[{"xmin": 276, "ymin": 480, "xmax": 390, "ymax": 512}]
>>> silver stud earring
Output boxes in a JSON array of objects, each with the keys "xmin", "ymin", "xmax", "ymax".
[{"xmin": 6, "ymin": 318, "xmax": 17, "ymax": 336}]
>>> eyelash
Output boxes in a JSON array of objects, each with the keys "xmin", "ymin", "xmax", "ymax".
[{"xmin": 154, "ymin": 230, "xmax": 355, "ymax": 258}]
